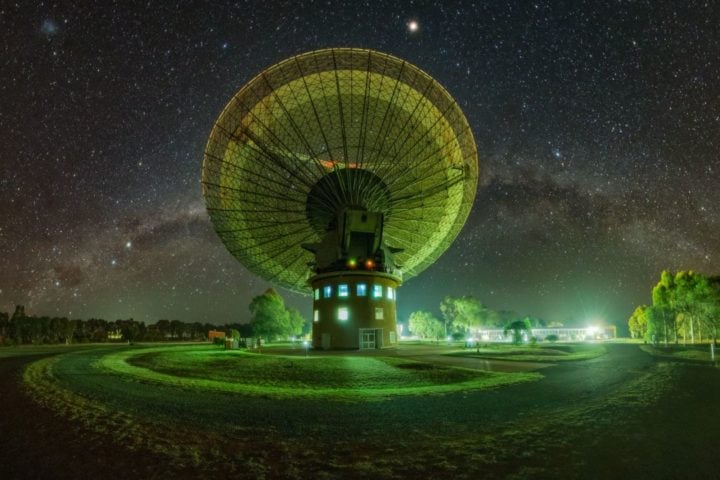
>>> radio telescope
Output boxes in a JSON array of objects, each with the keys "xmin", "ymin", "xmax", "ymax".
[{"xmin": 202, "ymin": 48, "xmax": 478, "ymax": 349}]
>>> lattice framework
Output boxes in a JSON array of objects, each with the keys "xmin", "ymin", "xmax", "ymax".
[{"xmin": 203, "ymin": 48, "xmax": 479, "ymax": 293}]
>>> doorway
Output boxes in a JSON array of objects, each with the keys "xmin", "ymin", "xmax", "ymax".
[{"xmin": 359, "ymin": 328, "xmax": 383, "ymax": 349}]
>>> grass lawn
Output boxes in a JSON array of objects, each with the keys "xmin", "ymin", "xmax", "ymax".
[
  {"xmin": 93, "ymin": 344, "xmax": 540, "ymax": 400},
  {"xmin": 0, "ymin": 344, "xmax": 110, "ymax": 358},
  {"xmin": 447, "ymin": 342, "xmax": 607, "ymax": 362},
  {"xmin": 17, "ymin": 343, "xmax": 713, "ymax": 479},
  {"xmin": 19, "ymin": 344, "xmax": 543, "ymax": 474},
  {"xmin": 640, "ymin": 344, "xmax": 717, "ymax": 363}
]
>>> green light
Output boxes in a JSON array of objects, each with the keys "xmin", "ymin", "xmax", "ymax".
[{"xmin": 347, "ymin": 258, "xmax": 357, "ymax": 268}]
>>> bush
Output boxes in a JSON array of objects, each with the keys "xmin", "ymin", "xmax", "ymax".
[{"xmin": 546, "ymin": 334, "xmax": 559, "ymax": 343}]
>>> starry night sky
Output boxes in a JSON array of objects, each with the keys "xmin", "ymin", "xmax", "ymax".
[{"xmin": 2, "ymin": 1, "xmax": 719, "ymax": 330}]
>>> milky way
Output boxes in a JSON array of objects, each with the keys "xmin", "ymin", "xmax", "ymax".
[{"xmin": 1, "ymin": 1, "xmax": 718, "ymax": 330}]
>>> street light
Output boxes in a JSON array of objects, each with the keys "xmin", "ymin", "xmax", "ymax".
[{"xmin": 303, "ymin": 340, "xmax": 309, "ymax": 357}]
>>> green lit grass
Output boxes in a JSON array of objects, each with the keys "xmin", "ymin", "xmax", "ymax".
[
  {"xmin": 96, "ymin": 345, "xmax": 540, "ymax": 400},
  {"xmin": 448, "ymin": 343, "xmax": 607, "ymax": 362},
  {"xmin": 20, "ymin": 344, "xmax": 543, "ymax": 473},
  {"xmin": 18, "ymin": 344, "xmax": 689, "ymax": 478},
  {"xmin": 640, "ymin": 344, "xmax": 716, "ymax": 363},
  {"xmin": 0, "ymin": 344, "xmax": 105, "ymax": 358}
]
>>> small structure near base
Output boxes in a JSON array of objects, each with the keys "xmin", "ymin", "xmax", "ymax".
[{"xmin": 208, "ymin": 330, "xmax": 226, "ymax": 343}]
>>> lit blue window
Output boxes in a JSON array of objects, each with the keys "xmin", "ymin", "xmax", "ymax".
[
  {"xmin": 387, "ymin": 287, "xmax": 394, "ymax": 300},
  {"xmin": 357, "ymin": 283, "xmax": 367, "ymax": 296},
  {"xmin": 338, "ymin": 284, "xmax": 349, "ymax": 297},
  {"xmin": 372, "ymin": 285, "xmax": 383, "ymax": 298},
  {"xmin": 323, "ymin": 285, "xmax": 332, "ymax": 298},
  {"xmin": 338, "ymin": 307, "xmax": 349, "ymax": 321},
  {"xmin": 314, "ymin": 289, "xmax": 319, "ymax": 300}
]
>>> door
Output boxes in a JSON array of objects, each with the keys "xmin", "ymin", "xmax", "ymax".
[
  {"xmin": 321, "ymin": 333, "xmax": 331, "ymax": 350},
  {"xmin": 360, "ymin": 329, "xmax": 376, "ymax": 349}
]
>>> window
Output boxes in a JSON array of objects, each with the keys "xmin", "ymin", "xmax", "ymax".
[
  {"xmin": 356, "ymin": 283, "xmax": 367, "ymax": 296},
  {"xmin": 338, "ymin": 284, "xmax": 349, "ymax": 297},
  {"xmin": 372, "ymin": 284, "xmax": 383, "ymax": 298},
  {"xmin": 386, "ymin": 287, "xmax": 394, "ymax": 300},
  {"xmin": 375, "ymin": 307, "xmax": 384, "ymax": 320},
  {"xmin": 389, "ymin": 332, "xmax": 397, "ymax": 344},
  {"xmin": 314, "ymin": 288, "xmax": 319, "ymax": 300},
  {"xmin": 323, "ymin": 285, "xmax": 332, "ymax": 298},
  {"xmin": 313, "ymin": 310, "xmax": 319, "ymax": 322},
  {"xmin": 338, "ymin": 307, "xmax": 349, "ymax": 321}
]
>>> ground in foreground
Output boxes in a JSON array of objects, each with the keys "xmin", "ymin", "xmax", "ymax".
[{"xmin": 1, "ymin": 343, "xmax": 719, "ymax": 479}]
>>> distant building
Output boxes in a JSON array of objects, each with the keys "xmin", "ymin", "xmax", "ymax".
[
  {"xmin": 474, "ymin": 327, "xmax": 615, "ymax": 342},
  {"xmin": 208, "ymin": 330, "xmax": 226, "ymax": 342},
  {"xmin": 108, "ymin": 330, "xmax": 123, "ymax": 341}
]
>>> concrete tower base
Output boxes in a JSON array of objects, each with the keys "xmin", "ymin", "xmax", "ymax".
[{"xmin": 310, "ymin": 271, "xmax": 401, "ymax": 350}]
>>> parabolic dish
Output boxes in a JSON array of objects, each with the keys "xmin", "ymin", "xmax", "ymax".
[{"xmin": 202, "ymin": 48, "xmax": 478, "ymax": 293}]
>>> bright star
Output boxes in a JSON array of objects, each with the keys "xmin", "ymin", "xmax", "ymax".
[
  {"xmin": 407, "ymin": 20, "xmax": 419, "ymax": 32},
  {"xmin": 40, "ymin": 19, "xmax": 58, "ymax": 35},
  {"xmin": 126, "ymin": 241, "xmax": 132, "ymax": 248}
]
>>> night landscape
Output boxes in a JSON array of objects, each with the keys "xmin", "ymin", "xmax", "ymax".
[{"xmin": 2, "ymin": 2, "xmax": 720, "ymax": 479}]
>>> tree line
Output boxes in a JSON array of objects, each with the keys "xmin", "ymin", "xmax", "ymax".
[
  {"xmin": 628, "ymin": 270, "xmax": 720, "ymax": 345},
  {"xmin": 0, "ymin": 288, "xmax": 309, "ymax": 346},
  {"xmin": 0, "ymin": 309, "xmax": 213, "ymax": 346},
  {"xmin": 408, "ymin": 295, "xmax": 549, "ymax": 341}
]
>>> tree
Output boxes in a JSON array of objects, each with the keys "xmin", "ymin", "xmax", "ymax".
[
  {"xmin": 503, "ymin": 318, "xmax": 532, "ymax": 345},
  {"xmin": 705, "ymin": 276, "xmax": 720, "ymax": 345},
  {"xmin": 170, "ymin": 319, "xmax": 186, "ymax": 339},
  {"xmin": 286, "ymin": 308, "xmax": 307, "ymax": 337},
  {"xmin": 50, "ymin": 317, "xmax": 75, "ymax": 344},
  {"xmin": 673, "ymin": 271, "xmax": 703, "ymax": 344},
  {"xmin": 117, "ymin": 319, "xmax": 143, "ymax": 343},
  {"xmin": 628, "ymin": 305, "xmax": 649, "ymax": 339},
  {"xmin": 439, "ymin": 296, "xmax": 459, "ymax": 337},
  {"xmin": 650, "ymin": 270, "xmax": 718, "ymax": 345},
  {"xmin": 408, "ymin": 311, "xmax": 444, "ymax": 340},
  {"xmin": 651, "ymin": 271, "xmax": 678, "ymax": 345},
  {"xmin": 440, "ymin": 296, "xmax": 488, "ymax": 335},
  {"xmin": 249, "ymin": 289, "xmax": 291, "ymax": 342},
  {"xmin": 645, "ymin": 306, "xmax": 674, "ymax": 345},
  {"xmin": 0, "ymin": 312, "xmax": 8, "ymax": 344}
]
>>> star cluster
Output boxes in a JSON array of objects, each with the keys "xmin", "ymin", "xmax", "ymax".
[{"xmin": 1, "ymin": 1, "xmax": 718, "ymax": 328}]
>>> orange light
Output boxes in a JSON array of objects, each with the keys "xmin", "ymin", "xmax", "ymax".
[
  {"xmin": 365, "ymin": 259, "xmax": 375, "ymax": 269},
  {"xmin": 319, "ymin": 159, "xmax": 337, "ymax": 169}
]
